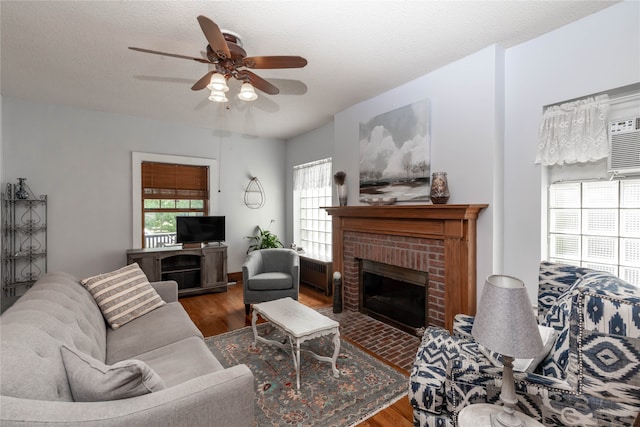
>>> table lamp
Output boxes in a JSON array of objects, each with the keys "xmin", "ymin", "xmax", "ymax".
[{"xmin": 471, "ymin": 275, "xmax": 544, "ymax": 427}]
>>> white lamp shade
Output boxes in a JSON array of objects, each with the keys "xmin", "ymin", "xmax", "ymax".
[
  {"xmin": 471, "ymin": 275, "xmax": 544, "ymax": 359},
  {"xmin": 207, "ymin": 73, "xmax": 229, "ymax": 92},
  {"xmin": 208, "ymin": 90, "xmax": 228, "ymax": 103},
  {"xmin": 238, "ymin": 82, "xmax": 258, "ymax": 101}
]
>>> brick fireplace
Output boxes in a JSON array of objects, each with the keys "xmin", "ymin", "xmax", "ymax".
[{"xmin": 325, "ymin": 204, "xmax": 487, "ymax": 331}]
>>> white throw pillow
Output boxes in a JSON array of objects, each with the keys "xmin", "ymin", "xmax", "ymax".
[
  {"xmin": 81, "ymin": 263, "xmax": 166, "ymax": 329},
  {"xmin": 60, "ymin": 345, "xmax": 165, "ymax": 401},
  {"xmin": 479, "ymin": 324, "xmax": 557, "ymax": 373}
]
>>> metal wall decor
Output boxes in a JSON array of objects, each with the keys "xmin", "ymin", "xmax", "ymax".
[
  {"xmin": 2, "ymin": 180, "xmax": 48, "ymax": 297},
  {"xmin": 244, "ymin": 176, "xmax": 265, "ymax": 209}
]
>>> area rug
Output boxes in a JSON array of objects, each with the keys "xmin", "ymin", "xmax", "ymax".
[{"xmin": 205, "ymin": 323, "xmax": 408, "ymax": 427}]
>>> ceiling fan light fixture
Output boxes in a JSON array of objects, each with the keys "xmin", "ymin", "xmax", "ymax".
[
  {"xmin": 238, "ymin": 83, "xmax": 258, "ymax": 102},
  {"xmin": 207, "ymin": 73, "xmax": 229, "ymax": 92},
  {"xmin": 208, "ymin": 89, "xmax": 228, "ymax": 103},
  {"xmin": 130, "ymin": 16, "xmax": 308, "ymax": 107}
]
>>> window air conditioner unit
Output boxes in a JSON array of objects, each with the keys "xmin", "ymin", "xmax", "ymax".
[{"xmin": 608, "ymin": 117, "xmax": 640, "ymax": 175}]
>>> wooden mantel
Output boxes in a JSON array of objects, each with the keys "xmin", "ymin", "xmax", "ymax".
[{"xmin": 325, "ymin": 204, "xmax": 488, "ymax": 331}]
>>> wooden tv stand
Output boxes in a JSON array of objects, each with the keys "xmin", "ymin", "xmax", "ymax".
[{"xmin": 126, "ymin": 244, "xmax": 227, "ymax": 296}]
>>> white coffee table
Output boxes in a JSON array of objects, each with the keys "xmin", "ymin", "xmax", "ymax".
[{"xmin": 251, "ymin": 297, "xmax": 340, "ymax": 390}]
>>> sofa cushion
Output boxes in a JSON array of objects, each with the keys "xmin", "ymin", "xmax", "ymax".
[
  {"xmin": 61, "ymin": 345, "xmax": 165, "ymax": 401},
  {"xmin": 247, "ymin": 272, "xmax": 293, "ymax": 291},
  {"xmin": 106, "ymin": 301, "xmax": 203, "ymax": 364},
  {"xmin": 81, "ymin": 263, "xmax": 166, "ymax": 329},
  {"xmin": 540, "ymin": 297, "xmax": 572, "ymax": 378},
  {"xmin": 134, "ymin": 336, "xmax": 225, "ymax": 387}
]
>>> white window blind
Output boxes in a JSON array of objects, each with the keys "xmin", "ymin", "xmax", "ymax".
[
  {"xmin": 548, "ymin": 179, "xmax": 640, "ymax": 285},
  {"xmin": 293, "ymin": 158, "xmax": 332, "ymax": 259}
]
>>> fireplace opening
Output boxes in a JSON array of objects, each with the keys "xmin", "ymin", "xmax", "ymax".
[{"xmin": 359, "ymin": 259, "xmax": 428, "ymax": 335}]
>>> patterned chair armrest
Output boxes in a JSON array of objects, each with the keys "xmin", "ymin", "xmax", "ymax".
[
  {"xmin": 450, "ymin": 355, "xmax": 575, "ymax": 395},
  {"xmin": 443, "ymin": 344, "xmax": 493, "ymax": 415},
  {"xmin": 453, "ymin": 314, "xmax": 474, "ymax": 339},
  {"xmin": 409, "ymin": 327, "xmax": 472, "ymax": 416}
]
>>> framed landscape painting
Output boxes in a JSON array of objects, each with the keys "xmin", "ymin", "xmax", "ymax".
[{"xmin": 359, "ymin": 99, "xmax": 431, "ymax": 203}]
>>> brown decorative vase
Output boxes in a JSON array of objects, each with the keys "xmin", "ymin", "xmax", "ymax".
[{"xmin": 430, "ymin": 172, "xmax": 450, "ymax": 204}]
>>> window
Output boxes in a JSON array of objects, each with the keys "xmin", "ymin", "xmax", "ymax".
[
  {"xmin": 293, "ymin": 158, "xmax": 332, "ymax": 259},
  {"xmin": 142, "ymin": 162, "xmax": 208, "ymax": 248},
  {"xmin": 548, "ymin": 178, "xmax": 640, "ymax": 285}
]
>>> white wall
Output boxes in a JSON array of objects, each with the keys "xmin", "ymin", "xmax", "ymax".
[
  {"xmin": 1, "ymin": 98, "xmax": 285, "ymax": 277},
  {"xmin": 284, "ymin": 121, "xmax": 334, "ymax": 245},
  {"xmin": 332, "ymin": 45, "xmax": 502, "ymax": 301},
  {"xmin": 284, "ymin": 1, "xmax": 639, "ymax": 304},
  {"xmin": 503, "ymin": 0, "xmax": 640, "ymax": 300}
]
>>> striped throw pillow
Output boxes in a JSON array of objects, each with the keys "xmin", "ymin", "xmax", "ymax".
[{"xmin": 81, "ymin": 263, "xmax": 166, "ymax": 329}]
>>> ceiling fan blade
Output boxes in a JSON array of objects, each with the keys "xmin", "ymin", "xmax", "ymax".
[
  {"xmin": 134, "ymin": 75, "xmax": 200, "ymax": 85},
  {"xmin": 128, "ymin": 47, "xmax": 211, "ymax": 64},
  {"xmin": 265, "ymin": 78, "xmax": 308, "ymax": 95},
  {"xmin": 191, "ymin": 71, "xmax": 214, "ymax": 91},
  {"xmin": 243, "ymin": 56, "xmax": 308, "ymax": 69},
  {"xmin": 197, "ymin": 16, "xmax": 231, "ymax": 60},
  {"xmin": 240, "ymin": 70, "xmax": 279, "ymax": 95}
]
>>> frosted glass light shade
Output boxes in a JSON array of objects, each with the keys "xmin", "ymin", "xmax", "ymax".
[
  {"xmin": 207, "ymin": 73, "xmax": 229, "ymax": 92},
  {"xmin": 208, "ymin": 90, "xmax": 228, "ymax": 103},
  {"xmin": 238, "ymin": 83, "xmax": 258, "ymax": 101}
]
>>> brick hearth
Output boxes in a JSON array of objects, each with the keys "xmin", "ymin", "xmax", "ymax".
[{"xmin": 326, "ymin": 204, "xmax": 487, "ymax": 331}]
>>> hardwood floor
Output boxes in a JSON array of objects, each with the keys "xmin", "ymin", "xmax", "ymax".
[{"xmin": 179, "ymin": 282, "xmax": 414, "ymax": 427}]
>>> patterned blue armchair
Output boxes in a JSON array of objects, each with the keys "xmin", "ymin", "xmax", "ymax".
[{"xmin": 409, "ymin": 261, "xmax": 640, "ymax": 427}]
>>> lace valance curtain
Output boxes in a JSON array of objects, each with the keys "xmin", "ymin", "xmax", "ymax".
[
  {"xmin": 293, "ymin": 158, "xmax": 332, "ymax": 190},
  {"xmin": 535, "ymin": 95, "xmax": 610, "ymax": 166}
]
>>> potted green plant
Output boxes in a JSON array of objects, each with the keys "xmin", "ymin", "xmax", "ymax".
[{"xmin": 246, "ymin": 223, "xmax": 283, "ymax": 253}]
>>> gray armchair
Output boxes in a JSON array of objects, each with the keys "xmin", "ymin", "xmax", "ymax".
[{"xmin": 242, "ymin": 248, "xmax": 300, "ymax": 315}]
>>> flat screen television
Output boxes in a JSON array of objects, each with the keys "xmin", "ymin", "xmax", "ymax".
[{"xmin": 176, "ymin": 216, "xmax": 225, "ymax": 245}]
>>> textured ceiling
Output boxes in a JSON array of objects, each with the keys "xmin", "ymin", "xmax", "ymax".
[{"xmin": 1, "ymin": 1, "xmax": 618, "ymax": 140}]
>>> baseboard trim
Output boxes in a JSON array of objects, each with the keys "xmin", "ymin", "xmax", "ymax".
[{"xmin": 228, "ymin": 271, "xmax": 242, "ymax": 283}]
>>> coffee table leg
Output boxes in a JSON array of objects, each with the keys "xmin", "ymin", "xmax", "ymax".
[
  {"xmin": 331, "ymin": 329, "xmax": 340, "ymax": 378},
  {"xmin": 287, "ymin": 336, "xmax": 301, "ymax": 390},
  {"xmin": 251, "ymin": 309, "xmax": 259, "ymax": 346}
]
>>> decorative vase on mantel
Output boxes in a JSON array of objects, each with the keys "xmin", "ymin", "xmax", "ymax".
[
  {"xmin": 336, "ymin": 184, "xmax": 348, "ymax": 206},
  {"xmin": 430, "ymin": 172, "xmax": 450, "ymax": 204},
  {"xmin": 334, "ymin": 171, "xmax": 347, "ymax": 206}
]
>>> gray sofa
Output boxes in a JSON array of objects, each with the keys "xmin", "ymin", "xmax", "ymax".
[{"xmin": 0, "ymin": 272, "xmax": 254, "ymax": 426}]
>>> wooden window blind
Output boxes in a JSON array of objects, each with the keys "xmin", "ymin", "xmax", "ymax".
[{"xmin": 142, "ymin": 162, "xmax": 209, "ymax": 200}]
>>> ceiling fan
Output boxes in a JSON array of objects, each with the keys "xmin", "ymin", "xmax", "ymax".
[{"xmin": 129, "ymin": 15, "xmax": 308, "ymax": 103}]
